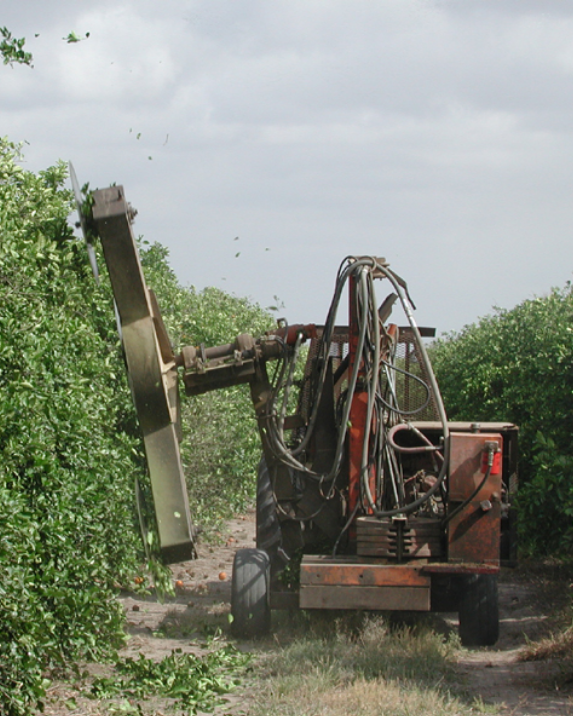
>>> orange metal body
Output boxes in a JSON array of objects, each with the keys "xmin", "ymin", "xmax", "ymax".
[
  {"xmin": 347, "ymin": 275, "xmax": 376, "ymax": 518},
  {"xmin": 299, "ymin": 557, "xmax": 431, "ymax": 610},
  {"xmin": 447, "ymin": 432, "xmax": 503, "ymax": 566}
]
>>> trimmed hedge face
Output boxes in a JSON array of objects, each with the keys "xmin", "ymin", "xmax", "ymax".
[
  {"xmin": 0, "ymin": 141, "xmax": 274, "ymax": 713},
  {"xmin": 0, "ymin": 141, "xmax": 145, "ymax": 714}
]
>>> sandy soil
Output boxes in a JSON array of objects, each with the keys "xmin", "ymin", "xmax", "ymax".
[
  {"xmin": 41, "ymin": 511, "xmax": 573, "ymax": 715},
  {"xmin": 452, "ymin": 564, "xmax": 573, "ymax": 715}
]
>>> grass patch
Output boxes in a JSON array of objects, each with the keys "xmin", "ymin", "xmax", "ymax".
[
  {"xmin": 517, "ymin": 558, "xmax": 573, "ymax": 686},
  {"xmin": 518, "ymin": 625, "xmax": 573, "ymax": 693},
  {"xmin": 248, "ymin": 612, "xmax": 487, "ymax": 716},
  {"xmin": 520, "ymin": 626, "xmax": 573, "ymax": 663}
]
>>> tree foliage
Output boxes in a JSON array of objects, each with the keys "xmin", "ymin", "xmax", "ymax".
[
  {"xmin": 0, "ymin": 140, "xmax": 144, "ymax": 714},
  {"xmin": 0, "ymin": 140, "xmax": 273, "ymax": 712},
  {"xmin": 0, "ymin": 27, "xmax": 33, "ymax": 67},
  {"xmin": 430, "ymin": 286, "xmax": 573, "ymax": 554}
]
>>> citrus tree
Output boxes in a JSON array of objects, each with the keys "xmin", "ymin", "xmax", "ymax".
[
  {"xmin": 0, "ymin": 141, "xmax": 273, "ymax": 714},
  {"xmin": 430, "ymin": 286, "xmax": 573, "ymax": 555},
  {"xmin": 0, "ymin": 140, "xmax": 143, "ymax": 714}
]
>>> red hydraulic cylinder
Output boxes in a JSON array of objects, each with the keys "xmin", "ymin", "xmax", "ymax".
[{"xmin": 347, "ymin": 272, "xmax": 376, "ymax": 518}]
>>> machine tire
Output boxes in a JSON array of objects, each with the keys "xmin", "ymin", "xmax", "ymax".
[
  {"xmin": 256, "ymin": 458, "xmax": 282, "ymax": 555},
  {"xmin": 458, "ymin": 574, "xmax": 499, "ymax": 647},
  {"xmin": 231, "ymin": 548, "xmax": 271, "ymax": 638}
]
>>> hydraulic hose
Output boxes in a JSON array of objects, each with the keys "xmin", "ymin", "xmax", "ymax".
[{"xmin": 262, "ymin": 256, "xmax": 450, "ymax": 523}]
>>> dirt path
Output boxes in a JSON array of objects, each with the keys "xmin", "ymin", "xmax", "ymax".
[
  {"xmin": 452, "ymin": 566, "xmax": 573, "ymax": 715},
  {"xmin": 121, "ymin": 513, "xmax": 255, "ymax": 662},
  {"xmin": 42, "ymin": 512, "xmax": 573, "ymax": 715}
]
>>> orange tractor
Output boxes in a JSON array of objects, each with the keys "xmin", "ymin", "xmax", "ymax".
[{"xmin": 79, "ymin": 176, "xmax": 517, "ymax": 647}]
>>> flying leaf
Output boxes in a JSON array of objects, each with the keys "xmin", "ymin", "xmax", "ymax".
[{"xmin": 63, "ymin": 31, "xmax": 90, "ymax": 44}]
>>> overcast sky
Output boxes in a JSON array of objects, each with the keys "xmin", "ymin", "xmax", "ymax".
[{"xmin": 2, "ymin": 0, "xmax": 573, "ymax": 335}]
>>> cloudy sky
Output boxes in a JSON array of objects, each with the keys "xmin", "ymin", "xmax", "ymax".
[{"xmin": 2, "ymin": 1, "xmax": 573, "ymax": 334}]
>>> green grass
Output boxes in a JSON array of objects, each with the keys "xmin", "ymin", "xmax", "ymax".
[{"xmin": 246, "ymin": 612, "xmax": 494, "ymax": 716}]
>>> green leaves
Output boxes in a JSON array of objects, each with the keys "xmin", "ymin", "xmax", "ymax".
[
  {"xmin": 0, "ymin": 137, "xmax": 269, "ymax": 714},
  {"xmin": 0, "ymin": 27, "xmax": 33, "ymax": 67},
  {"xmin": 63, "ymin": 31, "xmax": 90, "ymax": 44},
  {"xmin": 0, "ymin": 25, "xmax": 91, "ymax": 70},
  {"xmin": 90, "ymin": 646, "xmax": 251, "ymax": 713},
  {"xmin": 517, "ymin": 432, "xmax": 573, "ymax": 554},
  {"xmin": 0, "ymin": 139, "xmax": 141, "ymax": 715},
  {"xmin": 431, "ymin": 284, "xmax": 573, "ymax": 555}
]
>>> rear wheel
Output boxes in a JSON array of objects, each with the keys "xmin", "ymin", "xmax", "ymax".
[
  {"xmin": 256, "ymin": 459, "xmax": 282, "ymax": 556},
  {"xmin": 231, "ymin": 548, "xmax": 271, "ymax": 638},
  {"xmin": 458, "ymin": 574, "xmax": 499, "ymax": 647}
]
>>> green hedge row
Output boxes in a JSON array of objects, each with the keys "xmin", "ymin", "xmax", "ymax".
[
  {"xmin": 0, "ymin": 140, "xmax": 143, "ymax": 714},
  {"xmin": 430, "ymin": 286, "xmax": 573, "ymax": 555},
  {"xmin": 0, "ymin": 140, "xmax": 273, "ymax": 714}
]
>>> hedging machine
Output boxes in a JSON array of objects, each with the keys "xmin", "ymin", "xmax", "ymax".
[{"xmin": 74, "ymin": 174, "xmax": 518, "ymax": 647}]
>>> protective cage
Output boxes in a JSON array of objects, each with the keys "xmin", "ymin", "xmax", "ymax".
[{"xmin": 296, "ymin": 325, "xmax": 441, "ymax": 427}]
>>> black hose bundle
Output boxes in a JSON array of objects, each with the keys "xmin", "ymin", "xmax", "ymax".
[{"xmin": 261, "ymin": 257, "xmax": 450, "ymax": 522}]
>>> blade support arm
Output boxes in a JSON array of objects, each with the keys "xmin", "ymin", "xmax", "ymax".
[{"xmin": 92, "ymin": 186, "xmax": 196, "ymax": 563}]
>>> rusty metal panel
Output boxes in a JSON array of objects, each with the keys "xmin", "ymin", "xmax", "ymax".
[
  {"xmin": 92, "ymin": 186, "xmax": 195, "ymax": 563},
  {"xmin": 300, "ymin": 586, "xmax": 430, "ymax": 610},
  {"xmin": 447, "ymin": 432, "xmax": 502, "ymax": 566},
  {"xmin": 448, "ymin": 432, "xmax": 502, "ymax": 502},
  {"xmin": 300, "ymin": 559, "xmax": 430, "ymax": 587},
  {"xmin": 422, "ymin": 563, "xmax": 499, "ymax": 575}
]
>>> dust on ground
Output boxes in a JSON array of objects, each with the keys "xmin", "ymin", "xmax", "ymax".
[
  {"xmin": 452, "ymin": 562, "xmax": 573, "ymax": 716},
  {"xmin": 41, "ymin": 511, "xmax": 573, "ymax": 715}
]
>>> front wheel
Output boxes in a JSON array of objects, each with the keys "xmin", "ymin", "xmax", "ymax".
[
  {"xmin": 231, "ymin": 548, "xmax": 271, "ymax": 638},
  {"xmin": 458, "ymin": 574, "xmax": 499, "ymax": 647}
]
